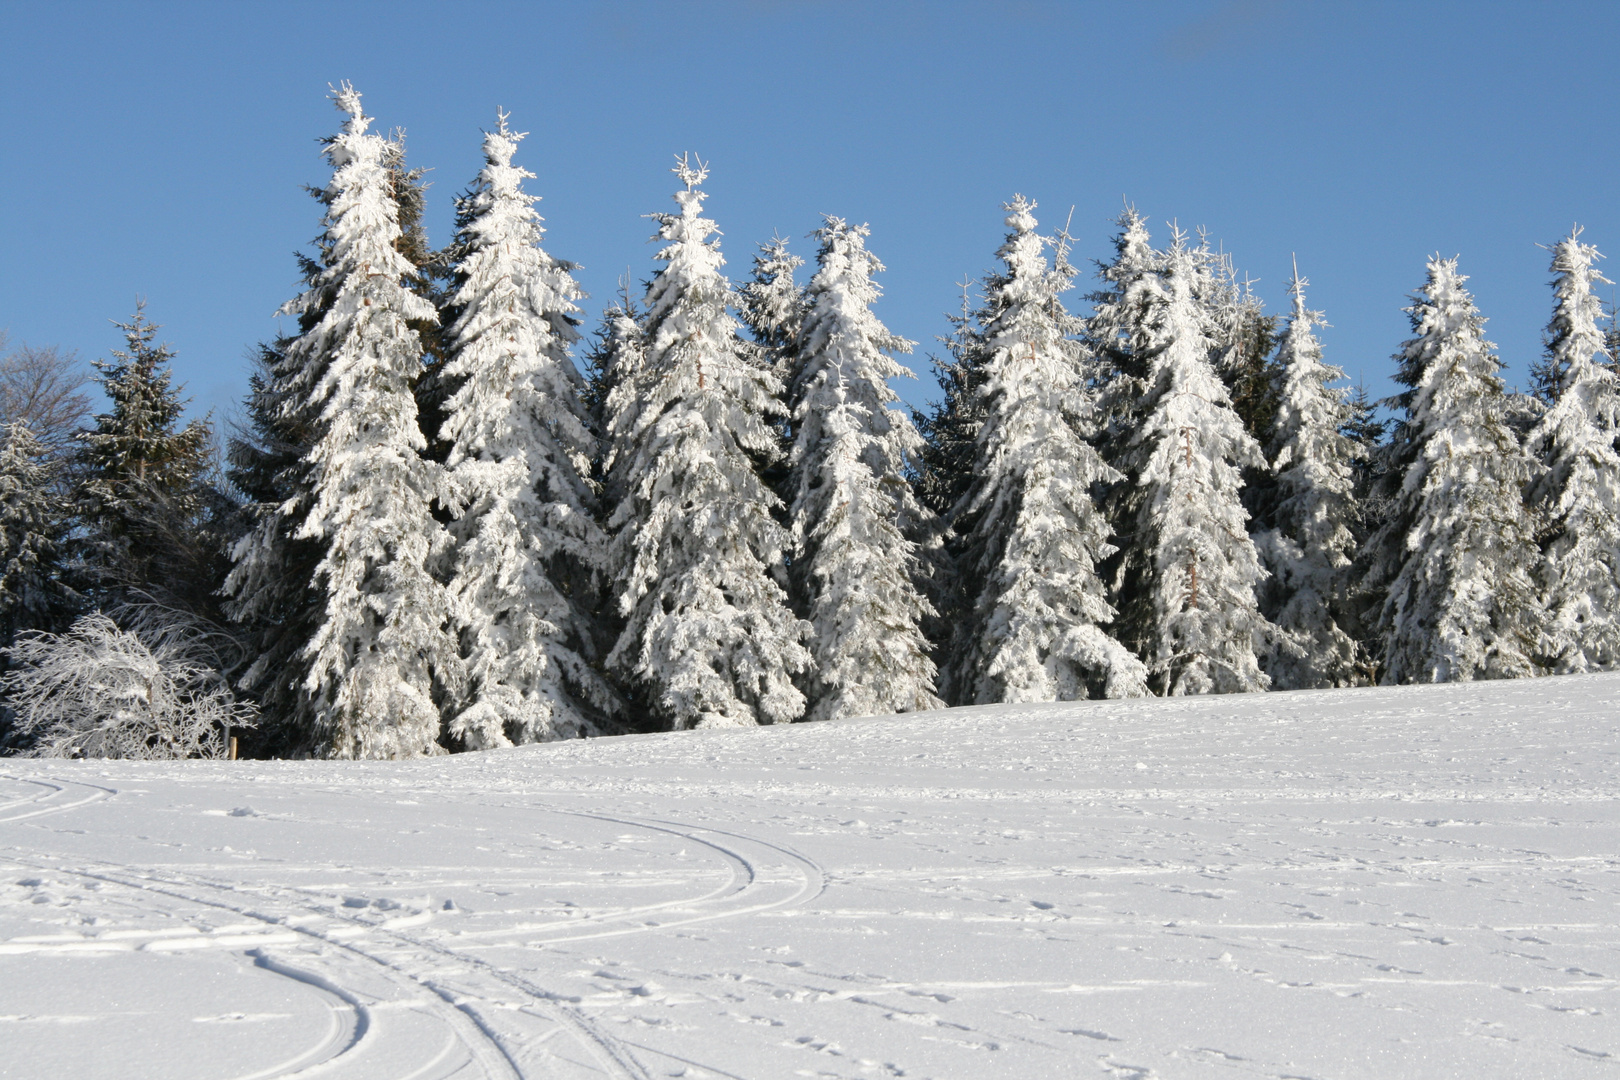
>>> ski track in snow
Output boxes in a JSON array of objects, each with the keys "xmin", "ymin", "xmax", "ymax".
[{"xmin": 2, "ymin": 675, "xmax": 1619, "ymax": 1079}]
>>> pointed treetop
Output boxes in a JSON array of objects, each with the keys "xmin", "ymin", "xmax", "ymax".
[
  {"xmin": 483, "ymin": 109, "xmax": 526, "ymax": 170},
  {"xmin": 1540, "ymin": 222, "xmax": 1590, "ymax": 253},
  {"xmin": 329, "ymin": 81, "xmax": 368, "ymax": 133},
  {"xmin": 1004, "ymin": 194, "xmax": 1038, "ymax": 234},
  {"xmin": 814, "ymin": 214, "xmax": 876, "ymax": 256},
  {"xmin": 1531, "ymin": 224, "xmax": 1613, "ymax": 403},
  {"xmin": 1051, "ymin": 205, "xmax": 1077, "ymax": 264},
  {"xmin": 674, "ymin": 152, "xmax": 709, "ymax": 191},
  {"xmin": 1429, "ymin": 253, "xmax": 1468, "ymax": 291},
  {"xmin": 1286, "ymin": 257, "xmax": 1327, "ymax": 329},
  {"xmin": 662, "ymin": 153, "xmax": 713, "ymax": 225},
  {"xmin": 112, "ymin": 296, "xmax": 162, "ymax": 349},
  {"xmin": 754, "ymin": 230, "xmax": 802, "ymax": 278},
  {"xmin": 1165, "ymin": 220, "xmax": 1192, "ymax": 255},
  {"xmin": 1544, "ymin": 224, "xmax": 1609, "ymax": 284},
  {"xmin": 955, "ymin": 274, "xmax": 974, "ymax": 315},
  {"xmin": 1411, "ymin": 254, "xmax": 1488, "ymax": 339},
  {"xmin": 1096, "ymin": 204, "xmax": 1155, "ymax": 284}
]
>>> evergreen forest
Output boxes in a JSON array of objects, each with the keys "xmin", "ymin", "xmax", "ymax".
[{"xmin": 4, "ymin": 86, "xmax": 1617, "ymax": 759}]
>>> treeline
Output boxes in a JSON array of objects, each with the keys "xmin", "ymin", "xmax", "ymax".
[{"xmin": 3, "ymin": 84, "xmax": 1616, "ymax": 758}]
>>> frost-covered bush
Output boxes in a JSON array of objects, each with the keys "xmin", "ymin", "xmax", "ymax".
[{"xmin": 2, "ymin": 613, "xmax": 256, "ymax": 759}]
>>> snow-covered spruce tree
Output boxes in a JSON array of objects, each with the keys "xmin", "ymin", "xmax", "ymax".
[
  {"xmin": 1341, "ymin": 382, "xmax": 1387, "ymax": 496},
  {"xmin": 585, "ymin": 289, "xmax": 646, "ymax": 504},
  {"xmin": 737, "ymin": 233, "xmax": 806, "ymax": 497},
  {"xmin": 1365, "ymin": 255, "xmax": 1542, "ymax": 684},
  {"xmin": 1087, "ymin": 208, "xmax": 1164, "ymax": 644},
  {"xmin": 1252, "ymin": 263, "xmax": 1359, "ymax": 689},
  {"xmin": 74, "ymin": 304, "xmax": 213, "ymax": 597},
  {"xmin": 1194, "ymin": 243, "xmax": 1282, "ymax": 529},
  {"xmin": 225, "ymin": 128, "xmax": 437, "ymax": 750},
  {"xmin": 913, "ymin": 277, "xmax": 986, "ymax": 520},
  {"xmin": 1525, "ymin": 228, "xmax": 1620, "ymax": 672},
  {"xmin": 386, "ymin": 135, "xmax": 451, "ymax": 373},
  {"xmin": 223, "ymin": 342, "xmax": 327, "ymax": 751},
  {"xmin": 1088, "ymin": 207, "xmax": 1164, "ymax": 446},
  {"xmin": 786, "ymin": 216, "xmax": 940, "ymax": 720},
  {"xmin": 1199, "ymin": 244, "xmax": 1280, "ymax": 448},
  {"xmin": 604, "ymin": 157, "xmax": 808, "ymax": 730},
  {"xmin": 901, "ymin": 280, "xmax": 979, "ymax": 692},
  {"xmin": 1336, "ymin": 381, "xmax": 1391, "ymax": 678},
  {"xmin": 225, "ymin": 85, "xmax": 455, "ymax": 758},
  {"xmin": 738, "ymin": 233, "xmax": 806, "ymax": 382},
  {"xmin": 948, "ymin": 198, "xmax": 1147, "ymax": 703},
  {"xmin": 435, "ymin": 112, "xmax": 613, "ymax": 747},
  {"xmin": 1104, "ymin": 229, "xmax": 1273, "ymax": 695},
  {"xmin": 0, "ymin": 421, "xmax": 72, "ymax": 650}
]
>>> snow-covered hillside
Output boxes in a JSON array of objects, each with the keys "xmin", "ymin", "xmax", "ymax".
[{"xmin": 3, "ymin": 675, "xmax": 1618, "ymax": 1080}]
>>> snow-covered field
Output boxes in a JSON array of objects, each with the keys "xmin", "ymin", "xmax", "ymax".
[{"xmin": 2, "ymin": 676, "xmax": 1617, "ymax": 1080}]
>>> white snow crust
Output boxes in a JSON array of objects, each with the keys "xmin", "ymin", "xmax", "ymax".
[{"xmin": 3, "ymin": 675, "xmax": 1618, "ymax": 1078}]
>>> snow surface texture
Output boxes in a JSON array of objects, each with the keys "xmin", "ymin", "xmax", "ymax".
[{"xmin": 2, "ymin": 675, "xmax": 1617, "ymax": 1079}]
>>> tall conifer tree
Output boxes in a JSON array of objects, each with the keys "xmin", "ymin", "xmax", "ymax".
[
  {"xmin": 75, "ymin": 303, "xmax": 213, "ymax": 596},
  {"xmin": 228, "ymin": 132, "xmax": 438, "ymax": 750},
  {"xmin": 0, "ymin": 421, "xmax": 71, "ymax": 651},
  {"xmin": 737, "ymin": 234, "xmax": 804, "ymax": 496},
  {"xmin": 1200, "ymin": 247, "xmax": 1280, "ymax": 449},
  {"xmin": 950, "ymin": 198, "xmax": 1146, "ymax": 702},
  {"xmin": 603, "ymin": 157, "xmax": 808, "ymax": 730},
  {"xmin": 1365, "ymin": 256, "xmax": 1541, "ymax": 683},
  {"xmin": 913, "ymin": 278, "xmax": 986, "ymax": 521},
  {"xmin": 224, "ymin": 340, "xmax": 324, "ymax": 749},
  {"xmin": 436, "ymin": 112, "xmax": 612, "ymax": 746},
  {"xmin": 1253, "ymin": 264, "xmax": 1359, "ymax": 688},
  {"xmin": 226, "ymin": 85, "xmax": 454, "ymax": 758},
  {"xmin": 787, "ymin": 216, "xmax": 940, "ymax": 720},
  {"xmin": 586, "ymin": 291, "xmax": 646, "ymax": 504},
  {"xmin": 1089, "ymin": 208, "xmax": 1163, "ymax": 445},
  {"xmin": 1526, "ymin": 228, "xmax": 1620, "ymax": 672},
  {"xmin": 738, "ymin": 234, "xmax": 806, "ymax": 383},
  {"xmin": 904, "ymin": 280, "xmax": 980, "ymax": 689},
  {"xmin": 1102, "ymin": 229, "xmax": 1272, "ymax": 695},
  {"xmin": 226, "ymin": 129, "xmax": 434, "ymax": 747}
]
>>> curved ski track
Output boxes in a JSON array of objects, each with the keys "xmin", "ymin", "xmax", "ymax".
[
  {"xmin": 0, "ymin": 773, "xmax": 115, "ymax": 823},
  {"xmin": 1, "ymin": 781, "xmax": 825, "ymax": 1080}
]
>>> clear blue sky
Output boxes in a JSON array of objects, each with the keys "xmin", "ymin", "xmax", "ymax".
[{"xmin": 3, "ymin": 1, "xmax": 1617, "ymax": 425}]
